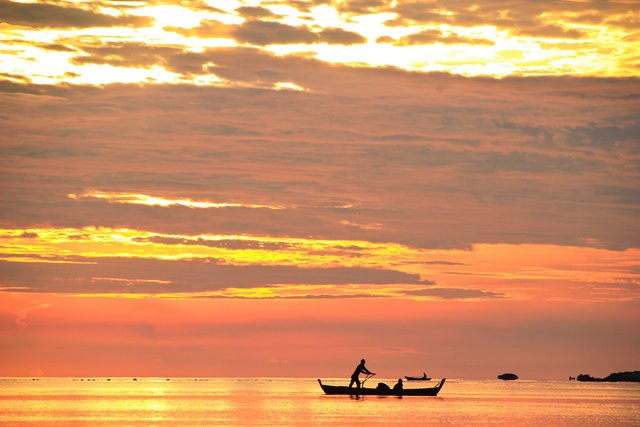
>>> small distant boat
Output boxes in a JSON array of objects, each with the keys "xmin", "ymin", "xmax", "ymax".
[
  {"xmin": 318, "ymin": 378, "xmax": 445, "ymax": 396},
  {"xmin": 405, "ymin": 372, "xmax": 431, "ymax": 381}
]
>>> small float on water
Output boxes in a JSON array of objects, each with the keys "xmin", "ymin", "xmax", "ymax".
[{"xmin": 318, "ymin": 378, "xmax": 445, "ymax": 396}]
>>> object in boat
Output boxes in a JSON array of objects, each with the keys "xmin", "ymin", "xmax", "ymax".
[
  {"xmin": 498, "ymin": 373, "xmax": 518, "ymax": 381},
  {"xmin": 376, "ymin": 382, "xmax": 391, "ymax": 392},
  {"xmin": 405, "ymin": 372, "xmax": 431, "ymax": 381},
  {"xmin": 318, "ymin": 378, "xmax": 445, "ymax": 396}
]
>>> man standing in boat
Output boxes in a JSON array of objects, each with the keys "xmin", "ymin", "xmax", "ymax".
[{"xmin": 349, "ymin": 359, "xmax": 375, "ymax": 388}]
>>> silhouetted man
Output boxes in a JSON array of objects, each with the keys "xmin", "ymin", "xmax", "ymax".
[{"xmin": 349, "ymin": 359, "xmax": 374, "ymax": 388}]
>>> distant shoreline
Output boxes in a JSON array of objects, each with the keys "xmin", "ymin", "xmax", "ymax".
[{"xmin": 576, "ymin": 371, "xmax": 640, "ymax": 383}]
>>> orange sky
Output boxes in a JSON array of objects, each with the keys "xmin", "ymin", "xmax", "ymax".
[{"xmin": 0, "ymin": 0, "xmax": 639, "ymax": 379}]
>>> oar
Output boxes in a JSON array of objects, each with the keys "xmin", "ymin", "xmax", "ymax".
[{"xmin": 361, "ymin": 373, "xmax": 374, "ymax": 388}]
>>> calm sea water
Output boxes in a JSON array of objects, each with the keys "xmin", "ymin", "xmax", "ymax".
[{"xmin": 1, "ymin": 377, "xmax": 638, "ymax": 426}]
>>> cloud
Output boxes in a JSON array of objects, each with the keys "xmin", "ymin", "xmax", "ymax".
[
  {"xmin": 69, "ymin": 191, "xmax": 284, "ymax": 210},
  {"xmin": 0, "ymin": 258, "xmax": 429, "ymax": 295},
  {"xmin": 426, "ymin": 260, "xmax": 467, "ymax": 266},
  {"xmin": 1, "ymin": 57, "xmax": 638, "ymax": 251},
  {"xmin": 165, "ymin": 19, "xmax": 366, "ymax": 46},
  {"xmin": 204, "ymin": 292, "xmax": 385, "ymax": 299},
  {"xmin": 318, "ymin": 27, "xmax": 367, "ymax": 45},
  {"xmin": 0, "ymin": 254, "xmax": 503, "ymax": 301},
  {"xmin": 377, "ymin": 1, "xmax": 631, "ymax": 41},
  {"xmin": 606, "ymin": 13, "xmax": 640, "ymax": 30},
  {"xmin": 515, "ymin": 24, "xmax": 587, "ymax": 39},
  {"xmin": 1, "ymin": 0, "xmax": 638, "ymax": 381},
  {"xmin": 196, "ymin": 283, "xmax": 503, "ymax": 300},
  {"xmin": 333, "ymin": 0, "xmax": 388, "ymax": 14},
  {"xmin": 116, "ymin": 0, "xmax": 223, "ymax": 13},
  {"xmin": 164, "ymin": 20, "xmax": 235, "ymax": 39},
  {"xmin": 15, "ymin": 301, "xmax": 52, "ymax": 328},
  {"xmin": 0, "ymin": 0, "xmax": 154, "ymax": 28},
  {"xmin": 216, "ymin": 284, "xmax": 506, "ymax": 301},
  {"xmin": 236, "ymin": 6, "xmax": 279, "ymax": 19},
  {"xmin": 133, "ymin": 236, "xmax": 296, "ymax": 251},
  {"xmin": 386, "ymin": 2, "xmax": 442, "ymax": 23},
  {"xmin": 593, "ymin": 185, "xmax": 640, "ymax": 206},
  {"xmin": 71, "ymin": 42, "xmax": 181, "ymax": 69},
  {"xmin": 403, "ymin": 287, "xmax": 503, "ymax": 300},
  {"xmin": 566, "ymin": 123, "xmax": 640, "ymax": 149},
  {"xmin": 388, "ymin": 29, "xmax": 495, "ymax": 46},
  {"xmin": 41, "ymin": 43, "xmax": 77, "ymax": 52},
  {"xmin": 231, "ymin": 20, "xmax": 319, "ymax": 45}
]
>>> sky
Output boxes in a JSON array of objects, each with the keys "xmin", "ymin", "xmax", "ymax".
[{"xmin": 0, "ymin": 0, "xmax": 639, "ymax": 380}]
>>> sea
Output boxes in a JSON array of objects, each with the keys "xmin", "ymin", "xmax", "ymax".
[{"xmin": 1, "ymin": 377, "xmax": 638, "ymax": 426}]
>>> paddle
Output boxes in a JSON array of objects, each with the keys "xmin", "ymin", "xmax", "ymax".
[{"xmin": 361, "ymin": 373, "xmax": 375, "ymax": 388}]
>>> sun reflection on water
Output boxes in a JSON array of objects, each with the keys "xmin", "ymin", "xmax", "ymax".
[{"xmin": 0, "ymin": 378, "xmax": 638, "ymax": 425}]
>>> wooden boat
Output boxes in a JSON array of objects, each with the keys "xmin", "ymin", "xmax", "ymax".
[
  {"xmin": 405, "ymin": 373, "xmax": 431, "ymax": 381},
  {"xmin": 318, "ymin": 378, "xmax": 445, "ymax": 396}
]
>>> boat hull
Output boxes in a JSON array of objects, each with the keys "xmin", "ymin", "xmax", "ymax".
[{"xmin": 318, "ymin": 378, "xmax": 445, "ymax": 396}]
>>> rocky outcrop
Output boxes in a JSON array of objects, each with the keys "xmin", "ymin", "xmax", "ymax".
[
  {"xmin": 576, "ymin": 374, "xmax": 604, "ymax": 382},
  {"xmin": 604, "ymin": 371, "xmax": 640, "ymax": 382},
  {"xmin": 498, "ymin": 373, "xmax": 518, "ymax": 380},
  {"xmin": 577, "ymin": 371, "xmax": 640, "ymax": 382}
]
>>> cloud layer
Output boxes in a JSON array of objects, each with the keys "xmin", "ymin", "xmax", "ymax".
[
  {"xmin": 0, "ymin": 0, "xmax": 638, "ymax": 82},
  {"xmin": 0, "ymin": 0, "xmax": 153, "ymax": 28},
  {"xmin": 0, "ymin": 0, "xmax": 638, "ymax": 379},
  {"xmin": 2, "ymin": 58, "xmax": 638, "ymax": 251}
]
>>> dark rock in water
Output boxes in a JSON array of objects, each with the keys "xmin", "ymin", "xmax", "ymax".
[
  {"xmin": 498, "ymin": 373, "xmax": 518, "ymax": 380},
  {"xmin": 577, "ymin": 374, "xmax": 603, "ymax": 382},
  {"xmin": 578, "ymin": 371, "xmax": 640, "ymax": 382},
  {"xmin": 605, "ymin": 371, "xmax": 640, "ymax": 382}
]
